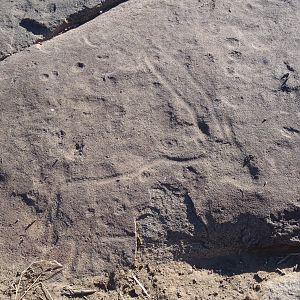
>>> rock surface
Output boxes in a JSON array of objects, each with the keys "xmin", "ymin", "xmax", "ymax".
[
  {"xmin": 0, "ymin": 0, "xmax": 126, "ymax": 60},
  {"xmin": 0, "ymin": 0, "xmax": 299, "ymax": 283}
]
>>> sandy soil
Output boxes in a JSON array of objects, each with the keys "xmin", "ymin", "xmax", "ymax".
[{"xmin": 2, "ymin": 256, "xmax": 300, "ymax": 299}]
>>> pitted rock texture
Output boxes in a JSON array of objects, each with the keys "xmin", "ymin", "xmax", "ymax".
[{"xmin": 0, "ymin": 0, "xmax": 299, "ymax": 281}]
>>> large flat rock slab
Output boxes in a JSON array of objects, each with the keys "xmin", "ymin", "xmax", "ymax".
[{"xmin": 0, "ymin": 0, "xmax": 299, "ymax": 281}]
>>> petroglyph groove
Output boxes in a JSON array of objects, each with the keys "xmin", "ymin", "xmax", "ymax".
[
  {"xmin": 144, "ymin": 56, "xmax": 205, "ymax": 142},
  {"xmin": 144, "ymin": 53, "xmax": 235, "ymax": 145},
  {"xmin": 68, "ymin": 154, "xmax": 206, "ymax": 185}
]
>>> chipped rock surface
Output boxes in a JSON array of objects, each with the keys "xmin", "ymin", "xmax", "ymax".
[{"xmin": 0, "ymin": 0, "xmax": 299, "ymax": 283}]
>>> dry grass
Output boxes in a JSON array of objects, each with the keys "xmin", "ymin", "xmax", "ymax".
[{"xmin": 6, "ymin": 260, "xmax": 63, "ymax": 300}]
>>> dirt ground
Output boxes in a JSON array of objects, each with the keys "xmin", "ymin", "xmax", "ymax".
[{"xmin": 2, "ymin": 252, "xmax": 300, "ymax": 300}]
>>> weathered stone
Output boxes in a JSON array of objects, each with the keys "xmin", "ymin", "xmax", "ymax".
[
  {"xmin": 0, "ymin": 0, "xmax": 299, "ymax": 281},
  {"xmin": 0, "ymin": 0, "xmax": 126, "ymax": 60}
]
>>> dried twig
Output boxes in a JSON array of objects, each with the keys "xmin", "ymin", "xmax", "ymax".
[
  {"xmin": 132, "ymin": 273, "xmax": 151, "ymax": 298},
  {"xmin": 61, "ymin": 287, "xmax": 97, "ymax": 298},
  {"xmin": 18, "ymin": 274, "xmax": 42, "ymax": 300},
  {"xmin": 15, "ymin": 261, "xmax": 35, "ymax": 300},
  {"xmin": 134, "ymin": 218, "xmax": 138, "ymax": 264},
  {"xmin": 40, "ymin": 282, "xmax": 54, "ymax": 300},
  {"xmin": 14, "ymin": 260, "xmax": 63, "ymax": 300}
]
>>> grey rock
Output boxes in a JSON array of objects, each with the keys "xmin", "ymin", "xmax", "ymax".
[
  {"xmin": 0, "ymin": 0, "xmax": 299, "ymax": 280},
  {"xmin": 0, "ymin": 0, "xmax": 126, "ymax": 60}
]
